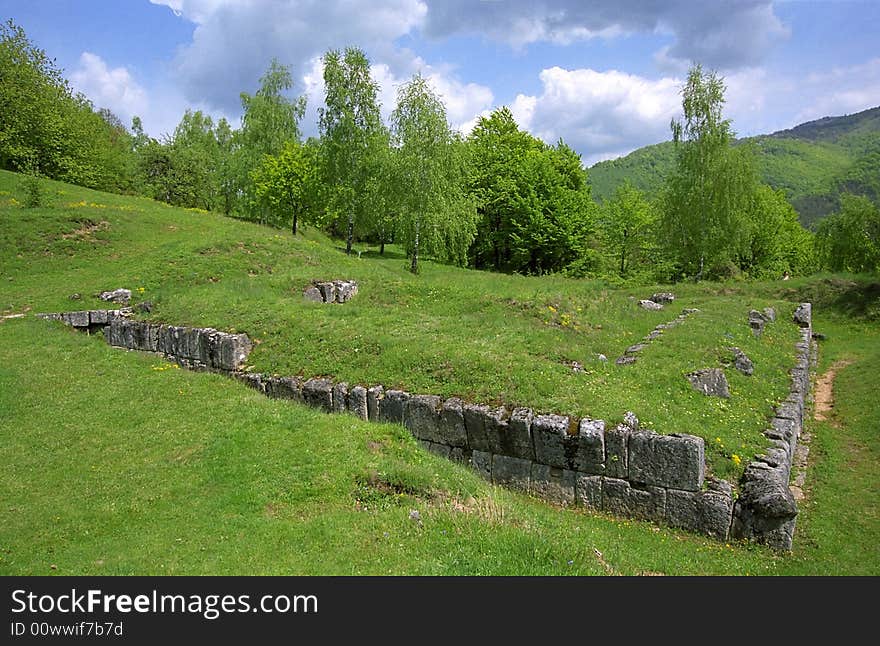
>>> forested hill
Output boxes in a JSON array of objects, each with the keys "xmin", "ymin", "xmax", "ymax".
[{"xmin": 588, "ymin": 105, "xmax": 880, "ymax": 227}]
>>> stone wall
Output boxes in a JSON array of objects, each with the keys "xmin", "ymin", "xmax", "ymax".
[
  {"xmin": 39, "ymin": 303, "xmax": 814, "ymax": 548},
  {"xmin": 730, "ymin": 303, "xmax": 813, "ymax": 551}
]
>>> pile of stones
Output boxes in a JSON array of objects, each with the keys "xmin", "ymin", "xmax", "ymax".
[{"xmin": 303, "ymin": 280, "xmax": 358, "ymax": 304}]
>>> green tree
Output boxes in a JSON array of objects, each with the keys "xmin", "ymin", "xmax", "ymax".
[
  {"xmin": 815, "ymin": 194, "xmax": 880, "ymax": 272},
  {"xmin": 467, "ymin": 108, "xmax": 594, "ymax": 274},
  {"xmin": 391, "ymin": 74, "xmax": 476, "ymax": 273},
  {"xmin": 236, "ymin": 59, "xmax": 306, "ymax": 222},
  {"xmin": 662, "ymin": 64, "xmax": 757, "ymax": 279},
  {"xmin": 599, "ymin": 181, "xmax": 657, "ymax": 277},
  {"xmin": 252, "ymin": 138, "xmax": 323, "ymax": 234},
  {"xmin": 318, "ymin": 47, "xmax": 386, "ymax": 254}
]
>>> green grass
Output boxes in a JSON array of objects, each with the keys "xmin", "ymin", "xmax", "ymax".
[
  {"xmin": 0, "ymin": 170, "xmax": 803, "ymax": 480},
  {"xmin": 1, "ymin": 170, "xmax": 877, "ymax": 575}
]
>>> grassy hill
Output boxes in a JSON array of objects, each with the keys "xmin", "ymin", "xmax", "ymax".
[
  {"xmin": 1, "ymin": 170, "xmax": 877, "ymax": 575},
  {"xmin": 588, "ymin": 106, "xmax": 880, "ymax": 227}
]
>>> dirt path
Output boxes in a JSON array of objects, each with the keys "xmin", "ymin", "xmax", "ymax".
[{"xmin": 814, "ymin": 359, "xmax": 854, "ymax": 424}]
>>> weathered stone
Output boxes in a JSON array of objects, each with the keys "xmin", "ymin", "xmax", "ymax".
[
  {"xmin": 731, "ymin": 347, "xmax": 754, "ymax": 376},
  {"xmin": 266, "ymin": 376, "xmax": 303, "ymax": 402},
  {"xmin": 682, "ymin": 308, "xmax": 700, "ymax": 315},
  {"xmin": 463, "ymin": 403, "xmax": 495, "ymax": 452},
  {"xmin": 89, "ymin": 309, "xmax": 110, "ymax": 325},
  {"xmin": 615, "ymin": 356, "xmax": 637, "ymax": 366},
  {"xmin": 491, "ymin": 455, "xmax": 532, "ymax": 492},
  {"xmin": 650, "ymin": 292, "xmax": 675, "ymax": 304},
  {"xmin": 665, "ymin": 478, "xmax": 734, "ymax": 539},
  {"xmin": 367, "ymin": 385, "xmax": 383, "ymax": 421},
  {"xmin": 529, "ymin": 464, "xmax": 576, "ymax": 506},
  {"xmin": 403, "ymin": 394, "xmax": 441, "ymax": 441},
  {"xmin": 335, "ymin": 281, "xmax": 358, "ymax": 303},
  {"xmin": 628, "ymin": 431, "xmax": 705, "ymax": 491},
  {"xmin": 602, "ymin": 477, "xmax": 666, "ymax": 522},
  {"xmin": 131, "ymin": 321, "xmax": 159, "ymax": 352},
  {"xmin": 625, "ymin": 343, "xmax": 646, "ymax": 354},
  {"xmin": 604, "ymin": 423, "xmax": 630, "ymax": 479},
  {"xmin": 99, "ymin": 288, "xmax": 131, "ymax": 305},
  {"xmin": 135, "ymin": 300, "xmax": 153, "ymax": 314},
  {"xmin": 531, "ymin": 413, "xmax": 571, "ymax": 469},
  {"xmin": 573, "ymin": 418, "xmax": 605, "ymax": 474},
  {"xmin": 763, "ymin": 307, "xmax": 777, "ymax": 322},
  {"xmin": 438, "ymin": 398, "xmax": 468, "ymax": 448},
  {"xmin": 749, "ymin": 309, "xmax": 767, "ymax": 322},
  {"xmin": 449, "ymin": 447, "xmax": 469, "ymax": 464},
  {"xmin": 235, "ymin": 371, "xmax": 265, "ymax": 393},
  {"xmin": 317, "ymin": 282, "xmax": 336, "ymax": 303},
  {"xmin": 686, "ymin": 368, "xmax": 730, "ymax": 398},
  {"xmin": 347, "ymin": 385, "xmax": 368, "ymax": 420},
  {"xmin": 731, "ymin": 460, "xmax": 798, "ymax": 551},
  {"xmin": 303, "ymin": 286, "xmax": 323, "ymax": 302},
  {"xmin": 639, "ymin": 299, "xmax": 663, "ymax": 311},
  {"xmin": 575, "ymin": 474, "xmax": 603, "ymax": 510},
  {"xmin": 503, "ymin": 407, "xmax": 535, "ymax": 460},
  {"xmin": 793, "ymin": 303, "xmax": 812, "ymax": 328},
  {"xmin": 63, "ymin": 310, "xmax": 90, "ymax": 328},
  {"xmin": 471, "ymin": 450, "xmax": 492, "ymax": 479},
  {"xmin": 302, "ymin": 378, "xmax": 333, "ymax": 412},
  {"xmin": 645, "ymin": 330, "xmax": 662, "ymax": 341},
  {"xmin": 332, "ymin": 382, "xmax": 348, "ymax": 414},
  {"xmin": 380, "ymin": 389, "xmax": 411, "ymax": 424}
]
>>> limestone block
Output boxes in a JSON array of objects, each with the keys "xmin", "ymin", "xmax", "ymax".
[
  {"xmin": 381, "ymin": 389, "xmax": 411, "ymax": 424},
  {"xmin": 471, "ymin": 450, "xmax": 492, "ymax": 480},
  {"xmin": 403, "ymin": 394, "xmax": 442, "ymax": 441},
  {"xmin": 531, "ymin": 413, "xmax": 571, "ymax": 469},
  {"xmin": 367, "ymin": 385, "xmax": 384, "ymax": 422},
  {"xmin": 575, "ymin": 474, "xmax": 603, "ymax": 510},
  {"xmin": 665, "ymin": 478, "xmax": 734, "ymax": 539},
  {"xmin": 302, "ymin": 378, "xmax": 333, "ymax": 412},
  {"xmin": 793, "ymin": 303, "xmax": 812, "ymax": 328},
  {"xmin": 503, "ymin": 407, "xmax": 535, "ymax": 461},
  {"xmin": 605, "ymin": 423, "xmax": 630, "ymax": 479},
  {"xmin": 686, "ymin": 368, "xmax": 730, "ymax": 398},
  {"xmin": 89, "ymin": 309, "xmax": 110, "ymax": 325},
  {"xmin": 628, "ymin": 431, "xmax": 705, "ymax": 491},
  {"xmin": 572, "ymin": 418, "xmax": 605, "ymax": 474},
  {"xmin": 437, "ymin": 398, "xmax": 468, "ymax": 448},
  {"xmin": 602, "ymin": 477, "xmax": 666, "ymax": 522},
  {"xmin": 529, "ymin": 464, "xmax": 576, "ymax": 506},
  {"xmin": 491, "ymin": 454, "xmax": 531, "ymax": 492},
  {"xmin": 332, "ymin": 382, "xmax": 349, "ymax": 414},
  {"xmin": 347, "ymin": 385, "xmax": 368, "ymax": 420}
]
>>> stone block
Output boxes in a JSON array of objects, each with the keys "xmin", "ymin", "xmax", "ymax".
[
  {"xmin": 367, "ymin": 386, "xmax": 383, "ymax": 422},
  {"xmin": 639, "ymin": 299, "xmax": 663, "ymax": 311},
  {"xmin": 763, "ymin": 307, "xmax": 777, "ymax": 322},
  {"xmin": 63, "ymin": 310, "xmax": 90, "ymax": 328},
  {"xmin": 531, "ymin": 413, "xmax": 571, "ymax": 469},
  {"xmin": 491, "ymin": 455, "xmax": 532, "ymax": 492},
  {"xmin": 463, "ymin": 405, "xmax": 510, "ymax": 454},
  {"xmin": 628, "ymin": 431, "xmax": 705, "ymax": 491},
  {"xmin": 236, "ymin": 372, "xmax": 265, "ymax": 394},
  {"xmin": 438, "ymin": 398, "xmax": 468, "ymax": 448},
  {"xmin": 502, "ymin": 407, "xmax": 535, "ymax": 461},
  {"xmin": 529, "ymin": 463, "xmax": 575, "ymax": 506},
  {"xmin": 347, "ymin": 385, "xmax": 368, "ymax": 420},
  {"xmin": 793, "ymin": 303, "xmax": 812, "ymax": 328},
  {"xmin": 604, "ymin": 423, "xmax": 630, "ymax": 479},
  {"xmin": 266, "ymin": 376, "xmax": 303, "ymax": 402},
  {"xmin": 686, "ymin": 368, "xmax": 730, "ymax": 398},
  {"xmin": 381, "ymin": 389, "xmax": 411, "ymax": 424},
  {"xmin": 302, "ymin": 378, "xmax": 333, "ymax": 412},
  {"xmin": 403, "ymin": 394, "xmax": 442, "ymax": 441},
  {"xmin": 332, "ymin": 382, "xmax": 349, "ymax": 414},
  {"xmin": 731, "ymin": 461, "xmax": 798, "ymax": 551},
  {"xmin": 421, "ymin": 441, "xmax": 451, "ymax": 459},
  {"xmin": 602, "ymin": 477, "xmax": 666, "ymax": 522},
  {"xmin": 575, "ymin": 474, "xmax": 603, "ymax": 510},
  {"xmin": 449, "ymin": 447, "xmax": 470, "ymax": 464},
  {"xmin": 650, "ymin": 292, "xmax": 675, "ymax": 304},
  {"xmin": 471, "ymin": 450, "xmax": 492, "ymax": 480},
  {"xmin": 335, "ymin": 281, "xmax": 358, "ymax": 303},
  {"xmin": 131, "ymin": 321, "xmax": 159, "ymax": 352},
  {"xmin": 89, "ymin": 309, "xmax": 110, "ymax": 325},
  {"xmin": 572, "ymin": 418, "xmax": 605, "ymax": 474},
  {"xmin": 665, "ymin": 479, "xmax": 734, "ymax": 539},
  {"xmin": 211, "ymin": 332, "xmax": 252, "ymax": 371},
  {"xmin": 317, "ymin": 282, "xmax": 336, "ymax": 303}
]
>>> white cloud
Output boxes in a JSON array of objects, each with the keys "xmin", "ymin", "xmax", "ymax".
[
  {"xmin": 506, "ymin": 67, "xmax": 682, "ymax": 165},
  {"xmin": 70, "ymin": 52, "xmax": 149, "ymax": 125}
]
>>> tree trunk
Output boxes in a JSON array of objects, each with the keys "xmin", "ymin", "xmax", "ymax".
[
  {"xmin": 411, "ymin": 219, "xmax": 420, "ymax": 274},
  {"xmin": 380, "ymin": 240, "xmax": 385, "ymax": 255},
  {"xmin": 292, "ymin": 211, "xmax": 298, "ymax": 235},
  {"xmin": 346, "ymin": 212, "xmax": 353, "ymax": 254}
]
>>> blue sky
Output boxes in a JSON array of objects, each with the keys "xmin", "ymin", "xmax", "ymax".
[{"xmin": 4, "ymin": 0, "xmax": 880, "ymax": 165}]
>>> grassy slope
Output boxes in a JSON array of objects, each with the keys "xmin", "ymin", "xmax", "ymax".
[
  {"xmin": 0, "ymin": 170, "xmax": 803, "ymax": 479},
  {"xmin": 0, "ymin": 171, "xmax": 877, "ymax": 575}
]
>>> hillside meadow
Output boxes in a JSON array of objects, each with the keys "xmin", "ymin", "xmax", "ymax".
[{"xmin": 1, "ymin": 170, "xmax": 877, "ymax": 575}]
